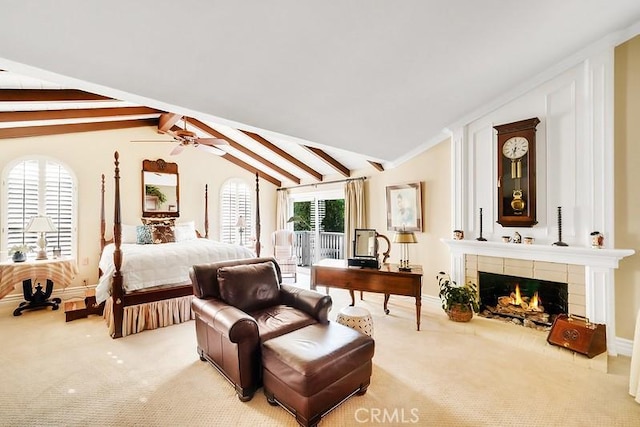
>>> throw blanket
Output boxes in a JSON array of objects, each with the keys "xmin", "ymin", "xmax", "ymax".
[{"xmin": 96, "ymin": 239, "xmax": 254, "ymax": 304}]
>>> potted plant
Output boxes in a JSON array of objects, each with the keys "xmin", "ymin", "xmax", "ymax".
[
  {"xmin": 9, "ymin": 244, "xmax": 31, "ymax": 263},
  {"xmin": 437, "ymin": 271, "xmax": 480, "ymax": 322},
  {"xmin": 287, "ymin": 215, "xmax": 311, "ymax": 231}
]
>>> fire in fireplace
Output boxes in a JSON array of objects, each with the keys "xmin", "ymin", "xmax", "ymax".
[{"xmin": 478, "ymin": 272, "xmax": 568, "ymax": 329}]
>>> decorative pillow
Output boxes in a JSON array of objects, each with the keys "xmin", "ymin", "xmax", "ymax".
[
  {"xmin": 136, "ymin": 225, "xmax": 153, "ymax": 244},
  {"xmin": 150, "ymin": 224, "xmax": 175, "ymax": 244},
  {"xmin": 122, "ymin": 224, "xmax": 138, "ymax": 244},
  {"xmin": 174, "ymin": 221, "xmax": 197, "ymax": 242},
  {"xmin": 217, "ymin": 262, "xmax": 280, "ymax": 313},
  {"xmin": 141, "ymin": 217, "xmax": 176, "ymax": 227}
]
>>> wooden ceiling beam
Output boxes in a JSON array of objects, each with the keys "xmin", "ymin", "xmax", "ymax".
[
  {"xmin": 303, "ymin": 145, "xmax": 351, "ymax": 177},
  {"xmin": 0, "ymin": 89, "xmax": 113, "ymax": 102},
  {"xmin": 0, "ymin": 106, "xmax": 161, "ymax": 123},
  {"xmin": 220, "ymin": 154, "xmax": 281, "ymax": 187},
  {"xmin": 189, "ymin": 118, "xmax": 300, "ymax": 184},
  {"xmin": 0, "ymin": 118, "xmax": 157, "ymax": 139},
  {"xmin": 241, "ymin": 131, "xmax": 323, "ymax": 181},
  {"xmin": 158, "ymin": 113, "xmax": 182, "ymax": 132},
  {"xmin": 368, "ymin": 161, "xmax": 384, "ymax": 172}
]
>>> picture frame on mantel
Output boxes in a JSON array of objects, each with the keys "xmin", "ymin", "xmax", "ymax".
[{"xmin": 386, "ymin": 182, "xmax": 422, "ymax": 232}]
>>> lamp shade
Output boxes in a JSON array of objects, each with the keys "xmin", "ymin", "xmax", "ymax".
[
  {"xmin": 25, "ymin": 216, "xmax": 57, "ymax": 233},
  {"xmin": 235, "ymin": 215, "xmax": 246, "ymax": 228},
  {"xmin": 393, "ymin": 230, "xmax": 417, "ymax": 244}
]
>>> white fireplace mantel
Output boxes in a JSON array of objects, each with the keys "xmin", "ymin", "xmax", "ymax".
[
  {"xmin": 442, "ymin": 239, "xmax": 634, "ymax": 269},
  {"xmin": 441, "ymin": 238, "xmax": 635, "ymax": 355}
]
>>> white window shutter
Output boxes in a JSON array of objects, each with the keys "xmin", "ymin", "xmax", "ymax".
[
  {"xmin": 5, "ymin": 159, "xmax": 75, "ymax": 257},
  {"xmin": 220, "ymin": 179, "xmax": 252, "ymax": 245}
]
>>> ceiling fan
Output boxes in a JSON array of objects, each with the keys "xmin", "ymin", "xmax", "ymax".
[{"xmin": 132, "ymin": 115, "xmax": 229, "ymax": 156}]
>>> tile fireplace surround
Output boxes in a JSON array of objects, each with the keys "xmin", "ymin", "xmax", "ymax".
[{"xmin": 442, "ymin": 239, "xmax": 634, "ymax": 357}]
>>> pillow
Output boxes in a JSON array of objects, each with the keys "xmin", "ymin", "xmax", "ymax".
[
  {"xmin": 150, "ymin": 224, "xmax": 175, "ymax": 244},
  {"xmin": 122, "ymin": 224, "xmax": 138, "ymax": 244},
  {"xmin": 136, "ymin": 225, "xmax": 153, "ymax": 244},
  {"xmin": 217, "ymin": 262, "xmax": 280, "ymax": 312},
  {"xmin": 174, "ymin": 221, "xmax": 197, "ymax": 242},
  {"xmin": 141, "ymin": 217, "xmax": 176, "ymax": 227}
]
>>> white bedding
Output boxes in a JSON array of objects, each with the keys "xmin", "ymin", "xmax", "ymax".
[{"xmin": 96, "ymin": 239, "xmax": 254, "ymax": 304}]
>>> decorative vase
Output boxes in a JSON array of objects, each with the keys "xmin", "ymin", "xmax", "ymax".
[
  {"xmin": 12, "ymin": 251, "xmax": 26, "ymax": 262},
  {"xmin": 446, "ymin": 304, "xmax": 473, "ymax": 322}
]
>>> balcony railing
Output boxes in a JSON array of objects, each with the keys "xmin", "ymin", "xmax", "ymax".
[{"xmin": 293, "ymin": 231, "xmax": 345, "ymax": 266}]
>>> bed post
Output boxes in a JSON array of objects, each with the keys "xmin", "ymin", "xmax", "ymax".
[
  {"xmin": 111, "ymin": 152, "xmax": 124, "ymax": 339},
  {"xmin": 204, "ymin": 184, "xmax": 209, "ymax": 239},
  {"xmin": 255, "ymin": 173, "xmax": 261, "ymax": 257},
  {"xmin": 100, "ymin": 174, "xmax": 106, "ymax": 251}
]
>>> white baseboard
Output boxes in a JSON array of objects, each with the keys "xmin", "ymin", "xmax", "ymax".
[{"xmin": 616, "ymin": 337, "xmax": 633, "ymax": 357}]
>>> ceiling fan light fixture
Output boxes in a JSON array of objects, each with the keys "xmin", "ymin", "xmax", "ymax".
[{"xmin": 174, "ymin": 129, "xmax": 197, "ymax": 139}]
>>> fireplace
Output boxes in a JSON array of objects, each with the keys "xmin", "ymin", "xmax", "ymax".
[{"xmin": 478, "ymin": 272, "xmax": 568, "ymax": 329}]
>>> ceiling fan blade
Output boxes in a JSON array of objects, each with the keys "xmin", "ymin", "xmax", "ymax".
[
  {"xmin": 170, "ymin": 144, "xmax": 186, "ymax": 155},
  {"xmin": 131, "ymin": 139, "xmax": 176, "ymax": 143},
  {"xmin": 197, "ymin": 137, "xmax": 229, "ymax": 147},
  {"xmin": 195, "ymin": 143, "xmax": 225, "ymax": 156}
]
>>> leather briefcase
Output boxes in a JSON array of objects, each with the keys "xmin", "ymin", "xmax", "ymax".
[{"xmin": 547, "ymin": 314, "xmax": 606, "ymax": 358}]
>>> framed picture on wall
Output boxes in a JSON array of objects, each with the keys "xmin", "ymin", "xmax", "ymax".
[{"xmin": 386, "ymin": 182, "xmax": 422, "ymax": 231}]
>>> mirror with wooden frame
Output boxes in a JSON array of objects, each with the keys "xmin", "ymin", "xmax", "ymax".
[
  {"xmin": 353, "ymin": 228, "xmax": 391, "ymax": 263},
  {"xmin": 142, "ymin": 158, "xmax": 179, "ymax": 218},
  {"xmin": 354, "ymin": 229, "xmax": 377, "ymax": 258}
]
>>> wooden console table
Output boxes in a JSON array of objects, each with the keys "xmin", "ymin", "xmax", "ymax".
[
  {"xmin": 0, "ymin": 258, "xmax": 79, "ymax": 314},
  {"xmin": 310, "ymin": 258, "xmax": 423, "ymax": 331}
]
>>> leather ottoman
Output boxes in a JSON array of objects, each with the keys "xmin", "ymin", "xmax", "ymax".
[{"xmin": 262, "ymin": 322, "xmax": 375, "ymax": 427}]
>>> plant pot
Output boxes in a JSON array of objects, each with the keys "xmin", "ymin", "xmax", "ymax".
[
  {"xmin": 446, "ymin": 303, "xmax": 473, "ymax": 322},
  {"xmin": 12, "ymin": 251, "xmax": 26, "ymax": 263}
]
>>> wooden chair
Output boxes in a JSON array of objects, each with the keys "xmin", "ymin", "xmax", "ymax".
[{"xmin": 271, "ymin": 229, "xmax": 297, "ymax": 282}]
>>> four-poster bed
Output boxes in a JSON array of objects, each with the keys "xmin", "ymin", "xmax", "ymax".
[{"xmin": 98, "ymin": 152, "xmax": 260, "ymax": 338}]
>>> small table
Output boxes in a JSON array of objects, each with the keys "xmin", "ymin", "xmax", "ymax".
[
  {"xmin": 0, "ymin": 258, "xmax": 79, "ymax": 315},
  {"xmin": 311, "ymin": 258, "xmax": 423, "ymax": 331}
]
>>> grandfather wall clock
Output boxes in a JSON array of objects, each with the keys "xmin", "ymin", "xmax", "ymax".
[{"xmin": 494, "ymin": 117, "xmax": 540, "ymax": 227}]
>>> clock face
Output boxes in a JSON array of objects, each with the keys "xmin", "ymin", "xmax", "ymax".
[{"xmin": 502, "ymin": 136, "xmax": 529, "ymax": 159}]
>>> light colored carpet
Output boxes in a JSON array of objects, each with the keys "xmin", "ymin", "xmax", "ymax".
[{"xmin": 1, "ymin": 273, "xmax": 638, "ymax": 426}]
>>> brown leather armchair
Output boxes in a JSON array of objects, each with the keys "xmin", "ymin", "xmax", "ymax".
[{"xmin": 190, "ymin": 257, "xmax": 332, "ymax": 401}]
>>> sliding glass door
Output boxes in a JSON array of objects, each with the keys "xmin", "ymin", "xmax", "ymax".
[{"xmin": 289, "ymin": 189, "xmax": 345, "ymax": 266}]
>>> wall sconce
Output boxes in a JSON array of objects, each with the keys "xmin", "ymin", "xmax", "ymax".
[
  {"xmin": 393, "ymin": 229, "xmax": 417, "ymax": 271},
  {"xmin": 25, "ymin": 216, "xmax": 57, "ymax": 260}
]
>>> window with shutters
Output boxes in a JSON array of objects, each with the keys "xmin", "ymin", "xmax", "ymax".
[
  {"xmin": 220, "ymin": 178, "xmax": 252, "ymax": 246},
  {"xmin": 2, "ymin": 158, "xmax": 76, "ymax": 258}
]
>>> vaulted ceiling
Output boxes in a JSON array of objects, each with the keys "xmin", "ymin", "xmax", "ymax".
[
  {"xmin": 1, "ymin": 2, "xmax": 639, "ymax": 188},
  {"xmin": 0, "ymin": 73, "xmax": 378, "ymax": 187}
]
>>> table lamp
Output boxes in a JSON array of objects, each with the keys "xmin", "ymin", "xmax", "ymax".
[
  {"xmin": 393, "ymin": 229, "xmax": 417, "ymax": 271},
  {"xmin": 25, "ymin": 215, "xmax": 57, "ymax": 260},
  {"xmin": 235, "ymin": 215, "xmax": 246, "ymax": 246}
]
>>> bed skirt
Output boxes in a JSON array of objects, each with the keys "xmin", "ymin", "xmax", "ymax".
[{"xmin": 103, "ymin": 295, "xmax": 195, "ymax": 337}]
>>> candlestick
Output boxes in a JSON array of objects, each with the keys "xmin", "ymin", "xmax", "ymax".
[
  {"xmin": 476, "ymin": 208, "xmax": 487, "ymax": 241},
  {"xmin": 552, "ymin": 206, "xmax": 568, "ymax": 246}
]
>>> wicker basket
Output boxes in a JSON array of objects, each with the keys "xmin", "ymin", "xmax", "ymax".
[{"xmin": 446, "ymin": 304, "xmax": 473, "ymax": 322}]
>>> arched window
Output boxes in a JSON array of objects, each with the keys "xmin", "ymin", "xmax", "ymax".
[
  {"xmin": 3, "ymin": 158, "xmax": 76, "ymax": 257},
  {"xmin": 220, "ymin": 178, "xmax": 252, "ymax": 246}
]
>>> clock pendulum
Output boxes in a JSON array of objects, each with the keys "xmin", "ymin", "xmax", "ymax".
[{"xmin": 511, "ymin": 189, "xmax": 525, "ymax": 212}]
